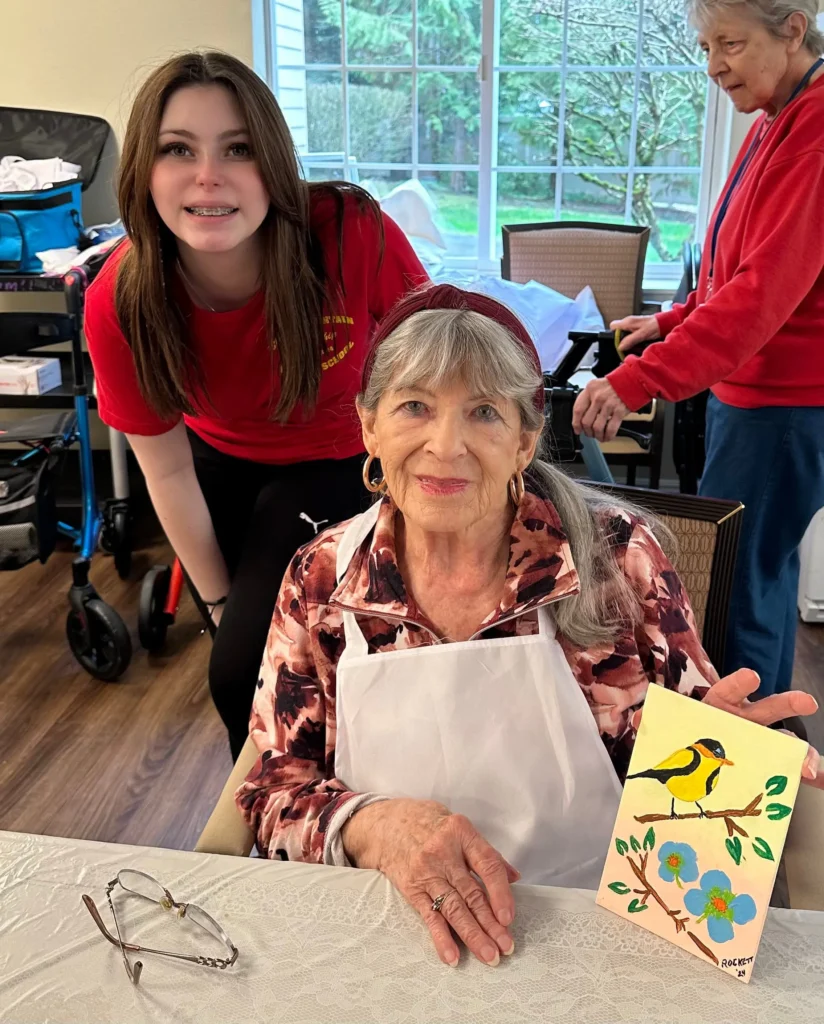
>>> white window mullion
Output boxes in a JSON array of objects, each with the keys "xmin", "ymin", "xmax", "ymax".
[
  {"xmin": 554, "ymin": 0, "xmax": 570, "ymax": 220},
  {"xmin": 279, "ymin": 63, "xmax": 475, "ymax": 73},
  {"xmin": 292, "ymin": 162, "xmax": 701, "ymax": 175},
  {"xmin": 490, "ymin": 164, "xmax": 700, "ymax": 175},
  {"xmin": 622, "ymin": 0, "xmax": 651, "ymax": 223},
  {"xmin": 340, "ymin": 0, "xmax": 352, "ymax": 179},
  {"xmin": 278, "ymin": 61, "xmax": 698, "ymax": 74},
  {"xmin": 477, "ymin": 0, "xmax": 497, "ymax": 266},
  {"xmin": 268, "ymin": 0, "xmax": 279, "ymax": 96},
  {"xmin": 412, "ymin": 0, "xmax": 419, "ymax": 180},
  {"xmin": 251, "ymin": 0, "xmax": 269, "ymax": 81},
  {"xmin": 624, "ymin": 0, "xmax": 645, "ymax": 223},
  {"xmin": 695, "ymin": 79, "xmax": 725, "ymax": 239}
]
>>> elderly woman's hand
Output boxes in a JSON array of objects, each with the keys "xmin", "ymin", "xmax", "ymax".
[
  {"xmin": 632, "ymin": 669, "xmax": 823, "ymax": 788},
  {"xmin": 611, "ymin": 314, "xmax": 661, "ymax": 353},
  {"xmin": 572, "ymin": 378, "xmax": 630, "ymax": 442},
  {"xmin": 702, "ymin": 668, "xmax": 822, "ymax": 788},
  {"xmin": 341, "ymin": 798, "xmax": 519, "ymax": 967}
]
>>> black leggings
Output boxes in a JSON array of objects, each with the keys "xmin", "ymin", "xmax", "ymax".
[{"xmin": 188, "ymin": 429, "xmax": 368, "ymax": 760}]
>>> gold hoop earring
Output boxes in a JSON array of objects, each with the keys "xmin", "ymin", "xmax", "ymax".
[
  {"xmin": 509, "ymin": 471, "xmax": 525, "ymax": 507},
  {"xmin": 363, "ymin": 455, "xmax": 387, "ymax": 495}
]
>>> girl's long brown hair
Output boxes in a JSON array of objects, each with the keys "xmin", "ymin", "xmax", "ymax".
[{"xmin": 115, "ymin": 50, "xmax": 382, "ymax": 422}]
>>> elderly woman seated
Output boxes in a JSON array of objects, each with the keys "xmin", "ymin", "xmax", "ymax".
[{"xmin": 235, "ymin": 285, "xmax": 821, "ymax": 968}]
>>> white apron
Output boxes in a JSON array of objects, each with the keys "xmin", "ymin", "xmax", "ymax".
[{"xmin": 334, "ymin": 502, "xmax": 623, "ymax": 889}]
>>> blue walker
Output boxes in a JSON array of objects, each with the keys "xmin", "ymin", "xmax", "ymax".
[{"xmin": 0, "ymin": 107, "xmax": 132, "ymax": 679}]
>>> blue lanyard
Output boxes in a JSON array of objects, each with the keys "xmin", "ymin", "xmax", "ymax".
[{"xmin": 709, "ymin": 56, "xmax": 824, "ymax": 281}]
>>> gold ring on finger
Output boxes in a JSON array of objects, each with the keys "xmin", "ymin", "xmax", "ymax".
[{"xmin": 431, "ymin": 889, "xmax": 455, "ymax": 914}]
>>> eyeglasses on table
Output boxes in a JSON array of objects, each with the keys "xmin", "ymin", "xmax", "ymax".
[{"xmin": 82, "ymin": 868, "xmax": 239, "ymax": 985}]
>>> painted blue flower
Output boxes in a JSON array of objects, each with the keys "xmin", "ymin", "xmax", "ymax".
[
  {"xmin": 657, "ymin": 842, "xmax": 699, "ymax": 888},
  {"xmin": 684, "ymin": 870, "xmax": 757, "ymax": 943}
]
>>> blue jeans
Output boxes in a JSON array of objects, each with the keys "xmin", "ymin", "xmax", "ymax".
[{"xmin": 699, "ymin": 396, "xmax": 824, "ymax": 696}]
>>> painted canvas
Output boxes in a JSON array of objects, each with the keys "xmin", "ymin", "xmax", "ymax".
[{"xmin": 596, "ymin": 685, "xmax": 807, "ymax": 983}]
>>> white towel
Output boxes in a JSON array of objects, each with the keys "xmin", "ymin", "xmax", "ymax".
[
  {"xmin": 35, "ymin": 236, "xmax": 122, "ymax": 276},
  {"xmin": 0, "ymin": 155, "xmax": 81, "ymax": 193}
]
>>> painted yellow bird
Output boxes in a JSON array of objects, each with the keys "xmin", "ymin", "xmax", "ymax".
[{"xmin": 627, "ymin": 738, "xmax": 734, "ymax": 818}]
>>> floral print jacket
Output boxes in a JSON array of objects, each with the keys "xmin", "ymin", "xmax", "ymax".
[{"xmin": 235, "ymin": 491, "xmax": 719, "ymax": 862}]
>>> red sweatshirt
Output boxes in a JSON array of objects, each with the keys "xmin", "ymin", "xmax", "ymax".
[
  {"xmin": 609, "ymin": 74, "xmax": 824, "ymax": 411},
  {"xmin": 85, "ymin": 194, "xmax": 428, "ymax": 463}
]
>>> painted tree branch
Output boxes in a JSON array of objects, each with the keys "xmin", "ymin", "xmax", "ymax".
[
  {"xmin": 627, "ymin": 852, "xmax": 679, "ymax": 921},
  {"xmin": 626, "ymin": 852, "xmax": 720, "ymax": 967},
  {"xmin": 634, "ymin": 793, "xmax": 763, "ymax": 839}
]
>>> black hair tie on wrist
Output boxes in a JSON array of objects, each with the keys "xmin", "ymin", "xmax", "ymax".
[{"xmin": 205, "ymin": 596, "xmax": 228, "ymax": 614}]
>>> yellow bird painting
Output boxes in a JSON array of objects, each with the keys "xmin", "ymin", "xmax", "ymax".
[{"xmin": 627, "ymin": 738, "xmax": 734, "ymax": 818}]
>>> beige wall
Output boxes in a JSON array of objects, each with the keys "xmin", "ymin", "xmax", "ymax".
[
  {"xmin": 1, "ymin": 0, "xmax": 253, "ymax": 223},
  {"xmin": 1, "ymin": 0, "xmax": 253, "ymax": 132}
]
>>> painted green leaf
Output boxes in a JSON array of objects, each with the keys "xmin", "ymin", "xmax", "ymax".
[
  {"xmin": 643, "ymin": 827, "xmax": 656, "ymax": 852},
  {"xmin": 753, "ymin": 837, "xmax": 775, "ymax": 862},
  {"xmin": 766, "ymin": 803, "xmax": 792, "ymax": 821},
  {"xmin": 765, "ymin": 776, "xmax": 788, "ymax": 797},
  {"xmin": 630, "ymin": 836, "xmax": 641, "ymax": 853},
  {"xmin": 725, "ymin": 836, "xmax": 743, "ymax": 866},
  {"xmin": 627, "ymin": 899, "xmax": 648, "ymax": 914},
  {"xmin": 608, "ymin": 881, "xmax": 631, "ymax": 895},
  {"xmin": 616, "ymin": 839, "xmax": 629, "ymax": 856}
]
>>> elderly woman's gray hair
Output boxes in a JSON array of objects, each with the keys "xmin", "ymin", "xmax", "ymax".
[
  {"xmin": 687, "ymin": 0, "xmax": 824, "ymax": 53},
  {"xmin": 359, "ymin": 307, "xmax": 673, "ymax": 649}
]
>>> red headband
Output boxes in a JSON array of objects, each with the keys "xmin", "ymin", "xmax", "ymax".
[{"xmin": 364, "ymin": 283, "xmax": 546, "ymax": 412}]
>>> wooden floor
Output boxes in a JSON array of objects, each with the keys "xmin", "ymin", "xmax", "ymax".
[
  {"xmin": 0, "ymin": 493, "xmax": 822, "ymax": 851},
  {"xmin": 0, "ymin": 522, "xmax": 231, "ymax": 851}
]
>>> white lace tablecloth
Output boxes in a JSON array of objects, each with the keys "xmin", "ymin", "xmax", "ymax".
[{"xmin": 1, "ymin": 830, "xmax": 823, "ymax": 1024}]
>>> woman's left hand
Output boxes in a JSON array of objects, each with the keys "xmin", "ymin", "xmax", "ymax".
[
  {"xmin": 572, "ymin": 379, "xmax": 629, "ymax": 442},
  {"xmin": 633, "ymin": 669, "xmax": 822, "ymax": 787}
]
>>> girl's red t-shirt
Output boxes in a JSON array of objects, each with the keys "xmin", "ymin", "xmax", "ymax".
[{"xmin": 84, "ymin": 196, "xmax": 428, "ymax": 464}]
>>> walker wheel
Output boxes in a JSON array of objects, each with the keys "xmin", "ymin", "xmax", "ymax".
[
  {"xmin": 138, "ymin": 564, "xmax": 173, "ymax": 652},
  {"xmin": 100, "ymin": 503, "xmax": 132, "ymax": 579},
  {"xmin": 112, "ymin": 508, "xmax": 131, "ymax": 579},
  {"xmin": 66, "ymin": 599, "xmax": 132, "ymax": 681}
]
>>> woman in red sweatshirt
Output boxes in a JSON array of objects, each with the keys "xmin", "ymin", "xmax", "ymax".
[
  {"xmin": 573, "ymin": 1, "xmax": 824, "ymax": 699},
  {"xmin": 85, "ymin": 52, "xmax": 427, "ymax": 758}
]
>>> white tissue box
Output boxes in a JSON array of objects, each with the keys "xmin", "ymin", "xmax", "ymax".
[{"xmin": 0, "ymin": 356, "xmax": 62, "ymax": 395}]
